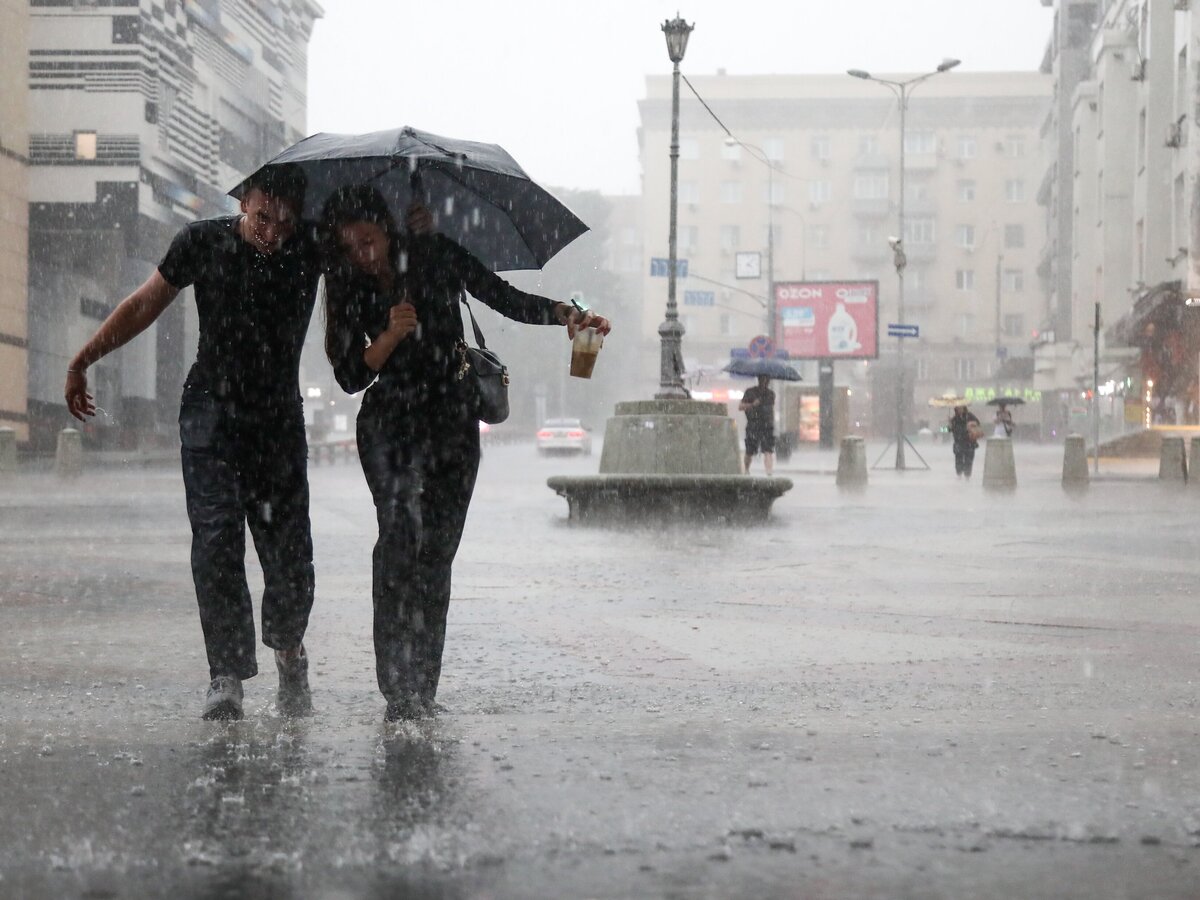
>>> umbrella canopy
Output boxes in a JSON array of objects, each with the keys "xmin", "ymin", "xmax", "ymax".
[
  {"xmin": 230, "ymin": 127, "xmax": 588, "ymax": 272},
  {"xmin": 986, "ymin": 396, "xmax": 1026, "ymax": 407},
  {"xmin": 723, "ymin": 357, "xmax": 803, "ymax": 381},
  {"xmin": 929, "ymin": 392, "xmax": 967, "ymax": 408}
]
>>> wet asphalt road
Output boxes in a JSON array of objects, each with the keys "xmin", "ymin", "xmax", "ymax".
[{"xmin": 1, "ymin": 439, "xmax": 1199, "ymax": 899}]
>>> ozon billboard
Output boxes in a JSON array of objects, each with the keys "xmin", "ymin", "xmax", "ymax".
[{"xmin": 773, "ymin": 280, "xmax": 879, "ymax": 360}]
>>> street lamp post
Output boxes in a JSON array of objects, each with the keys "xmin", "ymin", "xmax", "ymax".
[
  {"xmin": 657, "ymin": 15, "xmax": 694, "ymax": 400},
  {"xmin": 848, "ymin": 59, "xmax": 960, "ymax": 470}
]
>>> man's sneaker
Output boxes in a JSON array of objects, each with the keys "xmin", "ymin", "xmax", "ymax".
[
  {"xmin": 275, "ymin": 645, "xmax": 312, "ymax": 717},
  {"xmin": 202, "ymin": 675, "xmax": 244, "ymax": 721},
  {"xmin": 384, "ymin": 693, "xmax": 425, "ymax": 723}
]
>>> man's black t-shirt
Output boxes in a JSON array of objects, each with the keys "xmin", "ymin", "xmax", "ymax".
[
  {"xmin": 742, "ymin": 385, "xmax": 775, "ymax": 432},
  {"xmin": 158, "ymin": 216, "xmax": 320, "ymax": 411}
]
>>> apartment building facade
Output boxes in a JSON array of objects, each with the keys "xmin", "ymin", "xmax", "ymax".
[
  {"xmin": 638, "ymin": 71, "xmax": 1050, "ymax": 436},
  {"xmin": 24, "ymin": 0, "xmax": 321, "ymax": 450}
]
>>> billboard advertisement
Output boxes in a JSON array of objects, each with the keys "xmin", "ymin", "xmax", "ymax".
[{"xmin": 774, "ymin": 281, "xmax": 879, "ymax": 360}]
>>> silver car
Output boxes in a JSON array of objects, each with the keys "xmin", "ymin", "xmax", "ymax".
[{"xmin": 536, "ymin": 418, "xmax": 592, "ymax": 455}]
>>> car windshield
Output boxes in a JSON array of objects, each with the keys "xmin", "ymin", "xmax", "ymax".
[{"xmin": 543, "ymin": 419, "xmax": 582, "ymax": 428}]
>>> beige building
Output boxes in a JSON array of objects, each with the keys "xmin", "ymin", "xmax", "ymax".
[
  {"xmin": 638, "ymin": 71, "xmax": 1050, "ymax": 434},
  {"xmin": 0, "ymin": 0, "xmax": 29, "ymax": 442}
]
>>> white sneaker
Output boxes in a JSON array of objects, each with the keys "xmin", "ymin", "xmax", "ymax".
[{"xmin": 202, "ymin": 675, "xmax": 244, "ymax": 721}]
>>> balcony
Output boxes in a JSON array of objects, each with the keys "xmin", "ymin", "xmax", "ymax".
[
  {"xmin": 904, "ymin": 243, "xmax": 937, "ymax": 264},
  {"xmin": 853, "ymin": 153, "xmax": 890, "ymax": 171},
  {"xmin": 903, "ymin": 152, "xmax": 939, "ymax": 171},
  {"xmin": 851, "ymin": 197, "xmax": 891, "ymax": 218},
  {"xmin": 905, "ymin": 291, "xmax": 937, "ymax": 310}
]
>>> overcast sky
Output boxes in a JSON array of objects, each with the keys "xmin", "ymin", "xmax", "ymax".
[{"xmin": 307, "ymin": 1, "xmax": 1056, "ymax": 195}]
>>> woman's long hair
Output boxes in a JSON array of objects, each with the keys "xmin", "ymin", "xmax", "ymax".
[{"xmin": 320, "ymin": 185, "xmax": 406, "ymax": 366}]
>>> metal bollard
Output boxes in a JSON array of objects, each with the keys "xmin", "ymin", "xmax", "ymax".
[
  {"xmin": 1062, "ymin": 434, "xmax": 1089, "ymax": 490},
  {"xmin": 835, "ymin": 435, "xmax": 867, "ymax": 489},
  {"xmin": 0, "ymin": 427, "xmax": 16, "ymax": 475},
  {"xmin": 1158, "ymin": 436, "xmax": 1187, "ymax": 482},
  {"xmin": 55, "ymin": 427, "xmax": 83, "ymax": 479},
  {"xmin": 982, "ymin": 436, "xmax": 1017, "ymax": 491}
]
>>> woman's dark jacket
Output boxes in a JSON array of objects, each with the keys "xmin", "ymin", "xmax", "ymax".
[
  {"xmin": 948, "ymin": 411, "xmax": 980, "ymax": 448},
  {"xmin": 327, "ymin": 234, "xmax": 560, "ymax": 427}
]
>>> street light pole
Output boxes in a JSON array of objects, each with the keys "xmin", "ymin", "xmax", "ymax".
[
  {"xmin": 849, "ymin": 59, "xmax": 959, "ymax": 470},
  {"xmin": 657, "ymin": 15, "xmax": 694, "ymax": 400}
]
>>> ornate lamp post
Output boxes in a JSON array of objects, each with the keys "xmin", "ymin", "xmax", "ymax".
[
  {"xmin": 656, "ymin": 15, "xmax": 694, "ymax": 400},
  {"xmin": 848, "ymin": 59, "xmax": 960, "ymax": 469}
]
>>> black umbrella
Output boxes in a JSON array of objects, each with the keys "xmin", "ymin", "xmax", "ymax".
[
  {"xmin": 723, "ymin": 357, "xmax": 803, "ymax": 381},
  {"xmin": 986, "ymin": 396, "xmax": 1026, "ymax": 406},
  {"xmin": 230, "ymin": 127, "xmax": 588, "ymax": 272}
]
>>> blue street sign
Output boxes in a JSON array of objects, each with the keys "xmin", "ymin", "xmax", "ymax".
[
  {"xmin": 650, "ymin": 257, "xmax": 689, "ymax": 277},
  {"xmin": 683, "ymin": 290, "xmax": 714, "ymax": 306},
  {"xmin": 887, "ymin": 323, "xmax": 920, "ymax": 338}
]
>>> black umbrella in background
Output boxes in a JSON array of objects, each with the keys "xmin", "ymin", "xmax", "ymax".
[
  {"xmin": 723, "ymin": 357, "xmax": 803, "ymax": 381},
  {"xmin": 230, "ymin": 126, "xmax": 588, "ymax": 272},
  {"xmin": 986, "ymin": 396, "xmax": 1026, "ymax": 406}
]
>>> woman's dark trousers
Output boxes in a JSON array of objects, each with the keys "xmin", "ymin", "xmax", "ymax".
[
  {"xmin": 358, "ymin": 417, "xmax": 480, "ymax": 707},
  {"xmin": 954, "ymin": 444, "xmax": 976, "ymax": 477},
  {"xmin": 179, "ymin": 394, "xmax": 315, "ymax": 681}
]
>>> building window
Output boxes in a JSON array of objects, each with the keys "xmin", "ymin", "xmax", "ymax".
[
  {"xmin": 858, "ymin": 135, "xmax": 879, "ymax": 156},
  {"xmin": 680, "ymin": 137, "xmax": 700, "ymax": 160},
  {"xmin": 1004, "ymin": 224, "xmax": 1025, "ymax": 249},
  {"xmin": 720, "ymin": 314, "xmax": 736, "ymax": 336},
  {"xmin": 905, "ymin": 182, "xmax": 931, "ymax": 203},
  {"xmin": 916, "ymin": 357, "xmax": 932, "ymax": 381},
  {"xmin": 1005, "ymin": 179, "xmax": 1025, "ymax": 203},
  {"xmin": 720, "ymin": 140, "xmax": 741, "ymax": 161},
  {"xmin": 1003, "ymin": 314, "xmax": 1025, "ymax": 337},
  {"xmin": 908, "ymin": 268, "xmax": 926, "ymax": 292},
  {"xmin": 853, "ymin": 174, "xmax": 889, "ymax": 199},
  {"xmin": 679, "ymin": 225, "xmax": 699, "ymax": 251},
  {"xmin": 955, "ymin": 357, "xmax": 976, "ymax": 380},
  {"xmin": 957, "ymin": 180, "xmax": 976, "ymax": 202},
  {"xmin": 764, "ymin": 137, "xmax": 785, "ymax": 161},
  {"xmin": 811, "ymin": 135, "xmax": 831, "ymax": 160},
  {"xmin": 955, "ymin": 225, "xmax": 976, "ymax": 249},
  {"xmin": 858, "ymin": 224, "xmax": 881, "ymax": 246},
  {"xmin": 955, "ymin": 269, "xmax": 975, "ymax": 291},
  {"xmin": 1005, "ymin": 137, "xmax": 1026, "ymax": 158},
  {"xmin": 764, "ymin": 223, "xmax": 783, "ymax": 248},
  {"xmin": 904, "ymin": 130, "xmax": 936, "ymax": 154},
  {"xmin": 810, "ymin": 224, "xmax": 830, "ymax": 249},
  {"xmin": 1003, "ymin": 268, "xmax": 1024, "ymax": 292},
  {"xmin": 809, "ymin": 179, "xmax": 832, "ymax": 205},
  {"xmin": 904, "ymin": 218, "xmax": 936, "ymax": 244},
  {"xmin": 679, "ymin": 181, "xmax": 700, "ymax": 204},
  {"xmin": 74, "ymin": 131, "xmax": 98, "ymax": 161},
  {"xmin": 720, "ymin": 181, "xmax": 742, "ymax": 204},
  {"xmin": 719, "ymin": 224, "xmax": 741, "ymax": 251},
  {"xmin": 957, "ymin": 136, "xmax": 977, "ymax": 159},
  {"xmin": 764, "ymin": 182, "xmax": 785, "ymax": 206}
]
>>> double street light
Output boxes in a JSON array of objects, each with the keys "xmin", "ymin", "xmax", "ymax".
[
  {"xmin": 848, "ymin": 59, "xmax": 960, "ymax": 470},
  {"xmin": 657, "ymin": 14, "xmax": 694, "ymax": 400}
]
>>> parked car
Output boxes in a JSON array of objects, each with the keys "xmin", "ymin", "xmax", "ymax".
[{"xmin": 536, "ymin": 418, "xmax": 592, "ymax": 455}]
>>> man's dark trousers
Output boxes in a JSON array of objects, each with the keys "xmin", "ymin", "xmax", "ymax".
[{"xmin": 180, "ymin": 393, "xmax": 314, "ymax": 681}]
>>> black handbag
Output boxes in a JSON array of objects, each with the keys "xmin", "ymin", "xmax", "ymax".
[{"xmin": 456, "ymin": 297, "xmax": 510, "ymax": 425}]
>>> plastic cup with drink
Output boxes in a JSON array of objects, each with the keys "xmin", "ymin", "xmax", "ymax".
[{"xmin": 570, "ymin": 326, "xmax": 603, "ymax": 379}]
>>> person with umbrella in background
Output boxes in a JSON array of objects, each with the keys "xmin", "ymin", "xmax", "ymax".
[
  {"xmin": 948, "ymin": 404, "xmax": 982, "ymax": 479},
  {"xmin": 993, "ymin": 400, "xmax": 1016, "ymax": 438},
  {"xmin": 63, "ymin": 165, "xmax": 319, "ymax": 721},
  {"xmin": 739, "ymin": 374, "xmax": 777, "ymax": 476},
  {"xmin": 321, "ymin": 185, "xmax": 611, "ymax": 722}
]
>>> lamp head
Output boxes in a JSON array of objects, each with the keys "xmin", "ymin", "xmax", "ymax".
[
  {"xmin": 847, "ymin": 68, "xmax": 871, "ymax": 80},
  {"xmin": 662, "ymin": 16, "xmax": 694, "ymax": 64},
  {"xmin": 936, "ymin": 58, "xmax": 961, "ymax": 72}
]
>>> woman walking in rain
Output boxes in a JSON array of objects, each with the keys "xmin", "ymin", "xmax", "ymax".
[
  {"xmin": 321, "ymin": 185, "xmax": 610, "ymax": 722},
  {"xmin": 949, "ymin": 404, "xmax": 981, "ymax": 479}
]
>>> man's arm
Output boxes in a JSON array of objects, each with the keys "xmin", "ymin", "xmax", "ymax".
[{"xmin": 65, "ymin": 270, "xmax": 180, "ymax": 420}]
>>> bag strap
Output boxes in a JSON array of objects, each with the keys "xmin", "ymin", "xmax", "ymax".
[{"xmin": 458, "ymin": 295, "xmax": 489, "ymax": 351}]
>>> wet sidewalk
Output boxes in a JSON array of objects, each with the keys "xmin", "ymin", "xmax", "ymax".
[{"xmin": 1, "ymin": 442, "xmax": 1198, "ymax": 898}]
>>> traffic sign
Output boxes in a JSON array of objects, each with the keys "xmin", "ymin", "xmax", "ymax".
[
  {"xmin": 748, "ymin": 335, "xmax": 775, "ymax": 358},
  {"xmin": 650, "ymin": 257, "xmax": 688, "ymax": 277},
  {"xmin": 887, "ymin": 323, "xmax": 919, "ymax": 338}
]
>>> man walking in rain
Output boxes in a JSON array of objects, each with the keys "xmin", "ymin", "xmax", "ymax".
[
  {"xmin": 739, "ymin": 373, "xmax": 776, "ymax": 475},
  {"xmin": 64, "ymin": 165, "xmax": 319, "ymax": 721}
]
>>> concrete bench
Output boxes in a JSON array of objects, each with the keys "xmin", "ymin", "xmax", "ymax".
[{"xmin": 546, "ymin": 474, "xmax": 793, "ymax": 525}]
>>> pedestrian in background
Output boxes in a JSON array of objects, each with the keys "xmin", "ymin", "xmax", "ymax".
[
  {"xmin": 993, "ymin": 402, "xmax": 1015, "ymax": 438},
  {"xmin": 739, "ymin": 374, "xmax": 776, "ymax": 475},
  {"xmin": 949, "ymin": 404, "xmax": 981, "ymax": 479}
]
